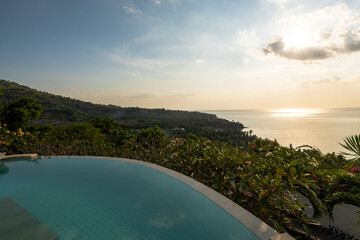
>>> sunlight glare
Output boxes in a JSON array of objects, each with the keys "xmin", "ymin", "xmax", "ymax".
[
  {"xmin": 270, "ymin": 108, "xmax": 322, "ymax": 117},
  {"xmin": 283, "ymin": 26, "xmax": 317, "ymax": 49}
]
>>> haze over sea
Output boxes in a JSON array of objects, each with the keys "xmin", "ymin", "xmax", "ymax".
[{"xmin": 204, "ymin": 108, "xmax": 360, "ymax": 154}]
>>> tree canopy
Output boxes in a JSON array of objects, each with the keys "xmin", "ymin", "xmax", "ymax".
[{"xmin": 0, "ymin": 97, "xmax": 43, "ymax": 130}]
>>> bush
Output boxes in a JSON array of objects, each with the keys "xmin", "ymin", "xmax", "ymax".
[{"xmin": 51, "ymin": 123, "xmax": 105, "ymax": 144}]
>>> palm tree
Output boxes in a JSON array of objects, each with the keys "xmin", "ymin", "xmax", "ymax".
[
  {"xmin": 339, "ymin": 135, "xmax": 360, "ymax": 160},
  {"xmin": 322, "ymin": 135, "xmax": 360, "ymax": 224},
  {"xmin": 323, "ymin": 174, "xmax": 360, "ymax": 220}
]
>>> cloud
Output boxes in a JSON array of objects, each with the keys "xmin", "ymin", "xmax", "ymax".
[
  {"xmin": 168, "ymin": 0, "xmax": 180, "ymax": 7},
  {"xmin": 123, "ymin": 5, "xmax": 143, "ymax": 14},
  {"xmin": 263, "ymin": 38, "xmax": 334, "ymax": 61},
  {"xmin": 112, "ymin": 55, "xmax": 175, "ymax": 69},
  {"xmin": 301, "ymin": 75, "xmax": 360, "ymax": 88},
  {"xmin": 242, "ymin": 58, "xmax": 249, "ymax": 64},
  {"xmin": 72, "ymin": 91, "xmax": 195, "ymax": 109},
  {"xmin": 267, "ymin": 0, "xmax": 289, "ymax": 8},
  {"xmin": 194, "ymin": 59, "xmax": 204, "ymax": 64},
  {"xmin": 233, "ymin": 30, "xmax": 259, "ymax": 49},
  {"xmin": 103, "ymin": 47, "xmax": 178, "ymax": 70},
  {"xmin": 263, "ymin": 3, "xmax": 360, "ymax": 61},
  {"xmin": 344, "ymin": 28, "xmax": 360, "ymax": 52},
  {"xmin": 153, "ymin": 0, "xmax": 161, "ymax": 5},
  {"xmin": 301, "ymin": 76, "xmax": 343, "ymax": 88}
]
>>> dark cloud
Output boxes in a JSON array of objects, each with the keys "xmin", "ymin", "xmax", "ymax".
[
  {"xmin": 263, "ymin": 30, "xmax": 360, "ymax": 61},
  {"xmin": 263, "ymin": 38, "xmax": 333, "ymax": 61},
  {"xmin": 319, "ymin": 31, "xmax": 332, "ymax": 40},
  {"xmin": 344, "ymin": 30, "xmax": 360, "ymax": 52}
]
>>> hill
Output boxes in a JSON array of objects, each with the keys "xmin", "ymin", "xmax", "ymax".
[{"xmin": 0, "ymin": 79, "xmax": 244, "ymax": 130}]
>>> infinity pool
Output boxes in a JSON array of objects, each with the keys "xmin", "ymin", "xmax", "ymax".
[{"xmin": 0, "ymin": 157, "xmax": 260, "ymax": 240}]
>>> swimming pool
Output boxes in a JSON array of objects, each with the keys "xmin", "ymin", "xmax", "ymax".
[{"xmin": 0, "ymin": 156, "xmax": 278, "ymax": 239}]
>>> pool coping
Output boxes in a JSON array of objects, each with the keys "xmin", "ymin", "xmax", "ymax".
[
  {"xmin": 0, "ymin": 154, "xmax": 38, "ymax": 161},
  {"xmin": 49, "ymin": 155, "xmax": 294, "ymax": 240}
]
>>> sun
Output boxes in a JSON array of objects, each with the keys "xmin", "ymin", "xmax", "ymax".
[{"xmin": 283, "ymin": 26, "xmax": 317, "ymax": 49}]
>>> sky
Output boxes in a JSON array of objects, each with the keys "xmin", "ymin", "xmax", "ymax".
[{"xmin": 1, "ymin": 0, "xmax": 360, "ymax": 110}]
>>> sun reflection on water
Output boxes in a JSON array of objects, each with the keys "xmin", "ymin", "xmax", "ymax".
[{"xmin": 270, "ymin": 108, "xmax": 323, "ymax": 117}]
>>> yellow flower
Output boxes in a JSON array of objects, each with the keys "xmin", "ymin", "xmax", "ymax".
[{"xmin": 17, "ymin": 129, "xmax": 24, "ymax": 136}]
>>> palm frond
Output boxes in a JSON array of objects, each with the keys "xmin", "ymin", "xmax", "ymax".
[
  {"xmin": 323, "ymin": 173, "xmax": 360, "ymax": 220},
  {"xmin": 324, "ymin": 192, "xmax": 360, "ymax": 220},
  {"xmin": 295, "ymin": 180, "xmax": 323, "ymax": 219},
  {"xmin": 334, "ymin": 174, "xmax": 360, "ymax": 189},
  {"xmin": 339, "ymin": 135, "xmax": 360, "ymax": 157},
  {"xmin": 296, "ymin": 145, "xmax": 322, "ymax": 154}
]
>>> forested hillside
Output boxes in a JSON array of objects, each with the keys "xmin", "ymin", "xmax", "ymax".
[{"xmin": 0, "ymin": 79, "xmax": 244, "ymax": 130}]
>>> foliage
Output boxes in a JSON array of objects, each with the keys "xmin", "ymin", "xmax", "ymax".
[
  {"xmin": 136, "ymin": 126, "xmax": 164, "ymax": 144},
  {"xmin": 51, "ymin": 123, "xmax": 106, "ymax": 145},
  {"xmin": 27, "ymin": 124, "xmax": 54, "ymax": 136},
  {"xmin": 90, "ymin": 117, "xmax": 122, "ymax": 133},
  {"xmin": 340, "ymin": 135, "xmax": 360, "ymax": 159},
  {"xmin": 0, "ymin": 97, "xmax": 43, "ymax": 130},
  {"xmin": 90, "ymin": 117, "xmax": 129, "ymax": 146},
  {"xmin": 322, "ymin": 174, "xmax": 360, "ymax": 219},
  {"xmin": 171, "ymin": 127, "xmax": 256, "ymax": 149}
]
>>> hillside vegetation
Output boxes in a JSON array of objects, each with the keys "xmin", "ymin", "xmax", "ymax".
[
  {"xmin": 0, "ymin": 79, "xmax": 253, "ymax": 147},
  {"xmin": 0, "ymin": 79, "xmax": 242, "ymax": 130}
]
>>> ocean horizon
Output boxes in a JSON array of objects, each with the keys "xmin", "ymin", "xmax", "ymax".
[{"xmin": 203, "ymin": 108, "xmax": 360, "ymax": 154}]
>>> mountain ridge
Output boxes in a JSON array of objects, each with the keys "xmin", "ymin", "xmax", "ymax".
[{"xmin": 0, "ymin": 79, "xmax": 244, "ymax": 130}]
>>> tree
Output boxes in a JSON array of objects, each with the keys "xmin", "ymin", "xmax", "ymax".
[
  {"xmin": 51, "ymin": 123, "xmax": 105, "ymax": 144},
  {"xmin": 0, "ymin": 97, "xmax": 43, "ymax": 130},
  {"xmin": 321, "ymin": 135, "xmax": 360, "ymax": 225},
  {"xmin": 136, "ymin": 126, "xmax": 165, "ymax": 148},
  {"xmin": 90, "ymin": 117, "xmax": 129, "ymax": 146},
  {"xmin": 323, "ymin": 174, "xmax": 360, "ymax": 220},
  {"xmin": 90, "ymin": 117, "xmax": 121, "ymax": 136}
]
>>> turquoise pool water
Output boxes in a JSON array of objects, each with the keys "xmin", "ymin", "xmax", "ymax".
[{"xmin": 0, "ymin": 157, "xmax": 259, "ymax": 240}]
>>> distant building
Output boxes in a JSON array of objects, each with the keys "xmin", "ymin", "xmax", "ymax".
[{"xmin": 172, "ymin": 128, "xmax": 185, "ymax": 131}]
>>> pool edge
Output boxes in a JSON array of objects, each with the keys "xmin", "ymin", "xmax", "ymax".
[{"xmin": 0, "ymin": 154, "xmax": 38, "ymax": 161}]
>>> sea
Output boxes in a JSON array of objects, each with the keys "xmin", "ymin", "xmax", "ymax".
[{"xmin": 203, "ymin": 108, "xmax": 360, "ymax": 154}]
